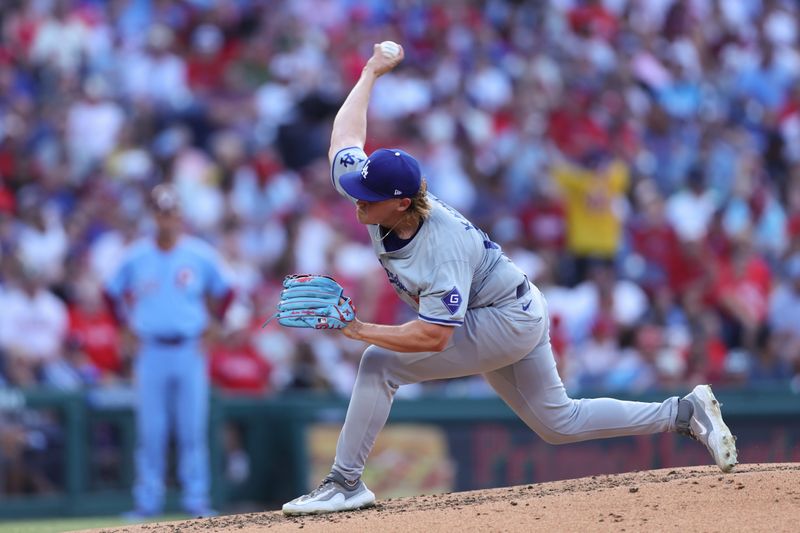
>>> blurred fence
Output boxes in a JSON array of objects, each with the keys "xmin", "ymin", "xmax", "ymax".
[{"xmin": 0, "ymin": 387, "xmax": 798, "ymax": 518}]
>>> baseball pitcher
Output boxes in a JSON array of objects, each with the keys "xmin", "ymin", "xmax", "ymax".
[{"xmin": 277, "ymin": 42, "xmax": 737, "ymax": 515}]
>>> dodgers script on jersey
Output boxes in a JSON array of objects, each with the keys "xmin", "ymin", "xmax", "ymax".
[{"xmin": 332, "ymin": 146, "xmax": 528, "ymax": 326}]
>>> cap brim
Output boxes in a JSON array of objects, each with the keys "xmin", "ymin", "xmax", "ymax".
[{"xmin": 339, "ymin": 171, "xmax": 391, "ymax": 202}]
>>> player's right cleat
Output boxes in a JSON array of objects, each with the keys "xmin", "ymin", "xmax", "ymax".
[
  {"xmin": 282, "ymin": 470, "xmax": 376, "ymax": 515},
  {"xmin": 676, "ymin": 384, "xmax": 738, "ymax": 473}
]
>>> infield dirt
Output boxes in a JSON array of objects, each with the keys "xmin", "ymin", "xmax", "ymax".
[{"xmin": 89, "ymin": 463, "xmax": 800, "ymax": 533}]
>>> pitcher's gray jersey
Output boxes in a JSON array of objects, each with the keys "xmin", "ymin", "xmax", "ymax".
[
  {"xmin": 327, "ymin": 145, "xmax": 682, "ymax": 486},
  {"xmin": 332, "ymin": 146, "xmax": 527, "ymax": 326}
]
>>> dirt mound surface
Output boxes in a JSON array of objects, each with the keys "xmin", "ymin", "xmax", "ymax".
[{"xmin": 98, "ymin": 463, "xmax": 800, "ymax": 532}]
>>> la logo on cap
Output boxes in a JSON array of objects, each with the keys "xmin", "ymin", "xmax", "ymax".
[{"xmin": 338, "ymin": 147, "xmax": 422, "ymax": 202}]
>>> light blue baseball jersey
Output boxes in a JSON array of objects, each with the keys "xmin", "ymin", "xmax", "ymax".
[
  {"xmin": 332, "ymin": 146, "xmax": 527, "ymax": 327},
  {"xmin": 105, "ymin": 236, "xmax": 231, "ymax": 337}
]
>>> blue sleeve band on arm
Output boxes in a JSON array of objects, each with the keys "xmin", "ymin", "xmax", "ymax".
[{"xmin": 418, "ymin": 313, "xmax": 463, "ymax": 326}]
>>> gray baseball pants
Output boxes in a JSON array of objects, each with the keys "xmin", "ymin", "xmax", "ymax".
[{"xmin": 332, "ymin": 283, "xmax": 679, "ymax": 481}]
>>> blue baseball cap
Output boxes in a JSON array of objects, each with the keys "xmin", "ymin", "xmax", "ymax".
[{"xmin": 339, "ymin": 148, "xmax": 422, "ymax": 202}]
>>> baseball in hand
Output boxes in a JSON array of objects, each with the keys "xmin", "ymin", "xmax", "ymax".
[{"xmin": 380, "ymin": 41, "xmax": 401, "ymax": 60}]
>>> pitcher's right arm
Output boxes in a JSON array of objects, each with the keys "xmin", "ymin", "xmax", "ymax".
[{"xmin": 329, "ymin": 42, "xmax": 404, "ymax": 161}]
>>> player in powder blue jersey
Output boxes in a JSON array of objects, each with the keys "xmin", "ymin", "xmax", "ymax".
[
  {"xmin": 105, "ymin": 184, "xmax": 232, "ymax": 520},
  {"xmin": 282, "ymin": 42, "xmax": 737, "ymax": 516}
]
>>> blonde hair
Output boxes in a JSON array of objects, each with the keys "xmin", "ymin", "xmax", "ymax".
[{"xmin": 408, "ymin": 178, "xmax": 432, "ymax": 219}]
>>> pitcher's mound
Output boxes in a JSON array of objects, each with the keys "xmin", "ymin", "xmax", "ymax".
[{"xmin": 104, "ymin": 463, "xmax": 800, "ymax": 532}]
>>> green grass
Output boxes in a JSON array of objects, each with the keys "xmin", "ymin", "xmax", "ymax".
[{"xmin": 0, "ymin": 515, "xmax": 187, "ymax": 533}]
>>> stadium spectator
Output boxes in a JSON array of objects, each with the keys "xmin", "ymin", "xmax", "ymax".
[
  {"xmin": 117, "ymin": 24, "xmax": 192, "ymax": 110},
  {"xmin": 768, "ymin": 253, "xmax": 800, "ymax": 363},
  {"xmin": 747, "ymin": 326, "xmax": 793, "ymax": 386},
  {"xmin": 711, "ymin": 234, "xmax": 773, "ymax": 351},
  {"xmin": 0, "ymin": 262, "xmax": 68, "ymax": 388},
  {"xmin": 603, "ymin": 324, "xmax": 660, "ymax": 393},
  {"xmin": 518, "ymin": 182, "xmax": 567, "ymax": 256},
  {"xmin": 14, "ymin": 188, "xmax": 68, "ymax": 286},
  {"xmin": 551, "ymin": 150, "xmax": 630, "ymax": 283},
  {"xmin": 683, "ymin": 311, "xmax": 729, "ymax": 387},
  {"xmin": 66, "ymin": 277, "xmax": 123, "ymax": 380},
  {"xmin": 88, "ymin": 208, "xmax": 142, "ymax": 284},
  {"xmin": 722, "ymin": 179, "xmax": 788, "ymax": 262},
  {"xmin": 570, "ymin": 316, "xmax": 620, "ymax": 392},
  {"xmin": 665, "ymin": 167, "xmax": 719, "ymax": 244},
  {"xmin": 0, "ymin": 408, "xmax": 63, "ymax": 495},
  {"xmin": 29, "ymin": 1, "xmax": 89, "ymax": 76},
  {"xmin": 209, "ymin": 299, "xmax": 271, "ymax": 396},
  {"xmin": 66, "ymin": 76, "xmax": 125, "ymax": 178},
  {"xmin": 626, "ymin": 180, "xmax": 682, "ymax": 294},
  {"xmin": 572, "ymin": 262, "xmax": 649, "ymax": 342},
  {"xmin": 42, "ymin": 335, "xmax": 101, "ymax": 391}
]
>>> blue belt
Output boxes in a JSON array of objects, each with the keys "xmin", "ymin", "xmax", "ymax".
[
  {"xmin": 516, "ymin": 278, "xmax": 530, "ymax": 299},
  {"xmin": 147, "ymin": 334, "xmax": 196, "ymax": 346}
]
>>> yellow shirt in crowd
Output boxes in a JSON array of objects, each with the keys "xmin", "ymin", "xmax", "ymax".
[{"xmin": 552, "ymin": 159, "xmax": 629, "ymax": 258}]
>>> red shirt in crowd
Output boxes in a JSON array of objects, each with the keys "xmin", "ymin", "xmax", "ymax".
[
  {"xmin": 548, "ymin": 106, "xmax": 609, "ymax": 161},
  {"xmin": 684, "ymin": 335, "xmax": 728, "ymax": 385},
  {"xmin": 519, "ymin": 198, "xmax": 567, "ymax": 251},
  {"xmin": 631, "ymin": 216, "xmax": 680, "ymax": 262},
  {"xmin": 67, "ymin": 304, "xmax": 122, "ymax": 374},
  {"xmin": 786, "ymin": 213, "xmax": 800, "ymax": 245},
  {"xmin": 568, "ymin": 2, "xmax": 618, "ymax": 40},
  {"xmin": 712, "ymin": 253, "xmax": 772, "ymax": 324},
  {"xmin": 666, "ymin": 243, "xmax": 713, "ymax": 296},
  {"xmin": 186, "ymin": 41, "xmax": 241, "ymax": 93},
  {"xmin": 210, "ymin": 334, "xmax": 272, "ymax": 395}
]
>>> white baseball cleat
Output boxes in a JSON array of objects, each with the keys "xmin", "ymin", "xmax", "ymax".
[
  {"xmin": 677, "ymin": 384, "xmax": 738, "ymax": 473},
  {"xmin": 282, "ymin": 471, "xmax": 376, "ymax": 516}
]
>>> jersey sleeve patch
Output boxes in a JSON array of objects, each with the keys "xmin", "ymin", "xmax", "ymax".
[
  {"xmin": 330, "ymin": 146, "xmax": 367, "ymax": 201},
  {"xmin": 440, "ymin": 286, "xmax": 462, "ymax": 315}
]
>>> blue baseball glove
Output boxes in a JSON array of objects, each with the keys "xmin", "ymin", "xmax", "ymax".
[{"xmin": 266, "ymin": 274, "xmax": 356, "ymax": 329}]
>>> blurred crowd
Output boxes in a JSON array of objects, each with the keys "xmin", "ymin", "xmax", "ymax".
[{"xmin": 1, "ymin": 0, "xmax": 800, "ymax": 412}]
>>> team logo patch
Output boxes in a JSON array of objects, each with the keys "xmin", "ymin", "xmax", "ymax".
[
  {"xmin": 176, "ymin": 267, "xmax": 195, "ymax": 288},
  {"xmin": 441, "ymin": 287, "xmax": 462, "ymax": 315}
]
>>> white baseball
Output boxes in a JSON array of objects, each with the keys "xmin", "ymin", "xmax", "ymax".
[{"xmin": 380, "ymin": 41, "xmax": 401, "ymax": 60}]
